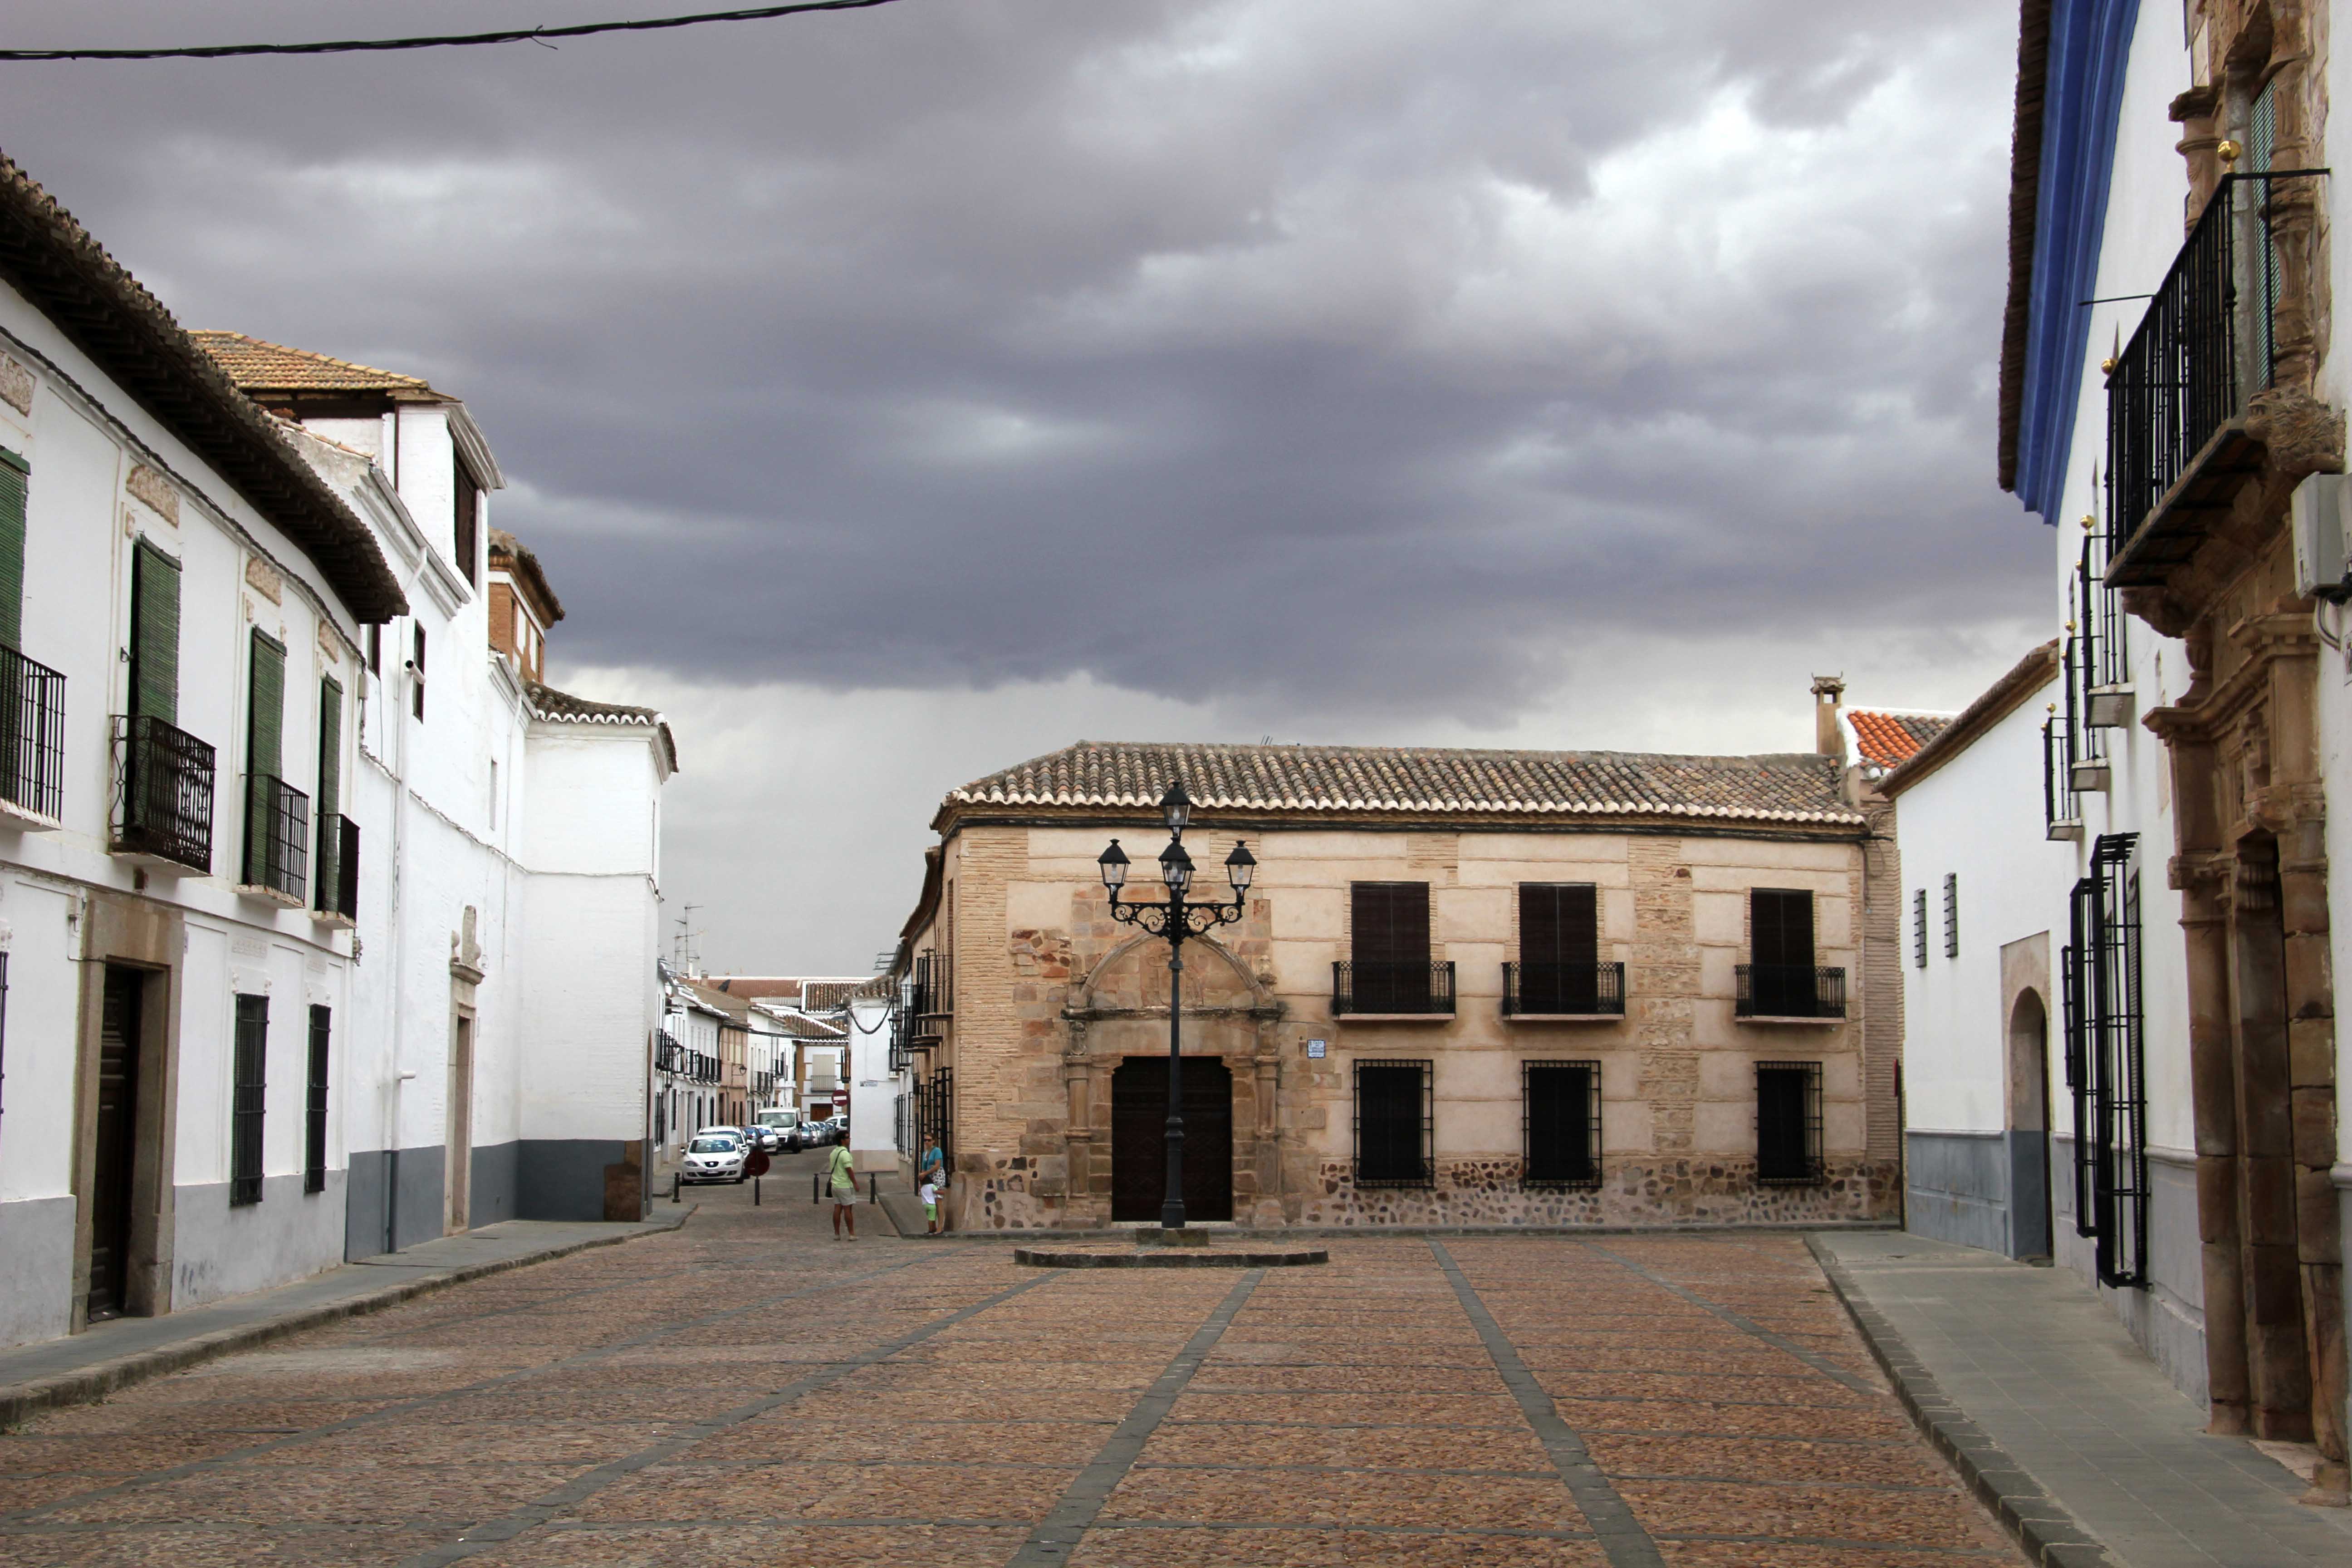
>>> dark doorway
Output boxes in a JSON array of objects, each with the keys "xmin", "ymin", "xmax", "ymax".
[
  {"xmin": 1111, "ymin": 1055, "xmax": 1232, "ymax": 1222},
  {"xmin": 88, "ymin": 965, "xmax": 145, "ymax": 1321},
  {"xmin": 2009, "ymin": 989, "xmax": 2053, "ymax": 1261}
]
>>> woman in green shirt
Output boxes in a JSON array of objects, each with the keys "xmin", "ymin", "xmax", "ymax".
[{"xmin": 827, "ymin": 1141, "xmax": 858, "ymax": 1240}]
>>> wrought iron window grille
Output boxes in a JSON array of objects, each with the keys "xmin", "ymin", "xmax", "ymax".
[
  {"xmin": 1333, "ymin": 961, "xmax": 1455, "ymax": 1016},
  {"xmin": 2077, "ymin": 519, "xmax": 2132, "ymax": 725},
  {"xmin": 1943, "ymin": 873, "xmax": 1959, "ymax": 959},
  {"xmin": 1502, "ymin": 962, "xmax": 1624, "ymax": 1016},
  {"xmin": 913, "ymin": 1068, "xmax": 954, "ymax": 1171},
  {"xmin": 0, "ymin": 643, "xmax": 65, "ymax": 820},
  {"xmin": 2066, "ymin": 833, "xmax": 2149, "ymax": 1289},
  {"xmin": 242, "ymin": 773, "xmax": 310, "ymax": 899},
  {"xmin": 1913, "ymin": 889, "xmax": 1928, "ymax": 969},
  {"xmin": 2043, "ymin": 714, "xmax": 2082, "ymax": 840},
  {"xmin": 1755, "ymin": 1060, "xmax": 1824, "ymax": 1185},
  {"xmin": 1521, "ymin": 1059, "xmax": 1602, "ymax": 1188},
  {"xmin": 1352, "ymin": 1058, "xmax": 1434, "ymax": 1188},
  {"xmin": 231, "ymin": 994, "xmax": 267, "ymax": 1206},
  {"xmin": 1733, "ymin": 965, "xmax": 1846, "ymax": 1019},
  {"xmin": 2107, "ymin": 170, "xmax": 2327, "ymax": 552},
  {"xmin": 314, "ymin": 813, "xmax": 359, "ymax": 919},
  {"xmin": 304, "ymin": 1006, "xmax": 330, "ymax": 1195},
  {"xmin": 112, "ymin": 713, "xmax": 215, "ymax": 871}
]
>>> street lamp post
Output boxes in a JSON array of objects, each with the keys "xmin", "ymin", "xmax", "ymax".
[{"xmin": 1098, "ymin": 780, "xmax": 1256, "ymax": 1230}]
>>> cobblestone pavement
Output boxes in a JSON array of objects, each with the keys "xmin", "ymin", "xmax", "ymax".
[{"xmin": 0, "ymin": 1164, "xmax": 2017, "ymax": 1567}]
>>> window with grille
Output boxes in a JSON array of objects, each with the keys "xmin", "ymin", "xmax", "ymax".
[
  {"xmin": 2065, "ymin": 833, "xmax": 2147, "ymax": 1288},
  {"xmin": 304, "ymin": 1006, "xmax": 329, "ymax": 1194},
  {"xmin": 1353, "ymin": 1058, "xmax": 1431, "ymax": 1188},
  {"xmin": 1522, "ymin": 1060, "xmax": 1600, "ymax": 1188},
  {"xmin": 1755, "ymin": 1061, "xmax": 1823, "ymax": 1185},
  {"xmin": 411, "ymin": 624, "xmax": 427, "ymax": 721},
  {"xmin": 231, "ymin": 994, "xmax": 268, "ymax": 1205},
  {"xmin": 1943, "ymin": 873, "xmax": 1959, "ymax": 958},
  {"xmin": 1913, "ymin": 888, "xmax": 1928, "ymax": 968}
]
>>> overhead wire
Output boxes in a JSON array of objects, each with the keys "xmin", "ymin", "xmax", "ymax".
[{"xmin": 0, "ymin": 0, "xmax": 906, "ymax": 63}]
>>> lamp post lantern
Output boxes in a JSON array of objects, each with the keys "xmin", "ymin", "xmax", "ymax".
[{"xmin": 1097, "ymin": 780, "xmax": 1255, "ymax": 1229}]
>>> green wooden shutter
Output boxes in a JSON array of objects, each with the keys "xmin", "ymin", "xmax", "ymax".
[
  {"xmin": 0, "ymin": 448, "xmax": 27, "ymax": 652},
  {"xmin": 248, "ymin": 631, "xmax": 285, "ymax": 779},
  {"xmin": 316, "ymin": 676, "xmax": 342, "ymax": 820},
  {"xmin": 129, "ymin": 540, "xmax": 180, "ymax": 725}
]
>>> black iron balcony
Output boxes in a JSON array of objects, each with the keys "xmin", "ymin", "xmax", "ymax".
[
  {"xmin": 1503, "ymin": 961, "xmax": 1626, "ymax": 1017},
  {"xmin": 1333, "ymin": 960, "xmax": 1455, "ymax": 1017},
  {"xmin": 112, "ymin": 714, "xmax": 216, "ymax": 872},
  {"xmin": 0, "ymin": 644, "xmax": 65, "ymax": 821},
  {"xmin": 1735, "ymin": 964, "xmax": 1846, "ymax": 1020},
  {"xmin": 2107, "ymin": 171, "xmax": 2324, "ymax": 582},
  {"xmin": 314, "ymin": 813, "xmax": 359, "ymax": 920},
  {"xmin": 2044, "ymin": 715, "xmax": 2082, "ymax": 842},
  {"xmin": 654, "ymin": 1030, "xmax": 686, "ymax": 1074},
  {"xmin": 911, "ymin": 950, "xmax": 953, "ymax": 1020},
  {"xmin": 242, "ymin": 773, "xmax": 310, "ymax": 901}
]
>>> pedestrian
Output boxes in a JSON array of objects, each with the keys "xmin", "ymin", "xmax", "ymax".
[
  {"xmin": 827, "ymin": 1139, "xmax": 858, "ymax": 1240},
  {"xmin": 918, "ymin": 1175, "xmax": 940, "ymax": 1234},
  {"xmin": 917, "ymin": 1138, "xmax": 946, "ymax": 1235}
]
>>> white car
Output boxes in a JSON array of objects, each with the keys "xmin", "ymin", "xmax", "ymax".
[{"xmin": 681, "ymin": 1132, "xmax": 748, "ymax": 1184}]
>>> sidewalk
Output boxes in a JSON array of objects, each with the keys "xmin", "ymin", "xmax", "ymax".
[
  {"xmin": 1810, "ymin": 1229, "xmax": 2352, "ymax": 1568},
  {"xmin": 0, "ymin": 1210, "xmax": 688, "ymax": 1428}
]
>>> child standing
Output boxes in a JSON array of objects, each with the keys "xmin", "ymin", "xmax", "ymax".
[{"xmin": 918, "ymin": 1176, "xmax": 940, "ymax": 1234}]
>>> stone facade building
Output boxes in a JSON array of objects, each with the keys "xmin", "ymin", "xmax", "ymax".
[{"xmin": 894, "ymin": 723, "xmax": 1905, "ymax": 1233}]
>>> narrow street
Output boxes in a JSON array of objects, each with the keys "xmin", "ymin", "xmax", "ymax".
[{"xmin": 0, "ymin": 1158, "xmax": 2013, "ymax": 1567}]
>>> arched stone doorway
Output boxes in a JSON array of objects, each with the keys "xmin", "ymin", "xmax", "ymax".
[
  {"xmin": 1062, "ymin": 931, "xmax": 1282, "ymax": 1227},
  {"xmin": 2006, "ymin": 988, "xmax": 2052, "ymax": 1261}
]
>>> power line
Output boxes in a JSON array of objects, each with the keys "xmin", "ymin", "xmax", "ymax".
[{"xmin": 0, "ymin": 0, "xmax": 906, "ymax": 63}]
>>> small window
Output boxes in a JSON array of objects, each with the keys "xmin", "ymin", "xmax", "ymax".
[
  {"xmin": 232, "ymin": 995, "xmax": 268, "ymax": 1206},
  {"xmin": 304, "ymin": 1006, "xmax": 329, "ymax": 1194},
  {"xmin": 1943, "ymin": 873, "xmax": 1960, "ymax": 958},
  {"xmin": 454, "ymin": 464, "xmax": 480, "ymax": 588},
  {"xmin": 488, "ymin": 758, "xmax": 499, "ymax": 829},
  {"xmin": 1522, "ymin": 1060, "xmax": 1600, "ymax": 1188},
  {"xmin": 1353, "ymin": 1058, "xmax": 1432, "ymax": 1188},
  {"xmin": 365, "ymin": 622, "xmax": 381, "ymax": 675},
  {"xmin": 1913, "ymin": 889, "xmax": 1928, "ymax": 969},
  {"xmin": 1756, "ymin": 1061, "xmax": 1823, "ymax": 1186},
  {"xmin": 411, "ymin": 624, "xmax": 427, "ymax": 721}
]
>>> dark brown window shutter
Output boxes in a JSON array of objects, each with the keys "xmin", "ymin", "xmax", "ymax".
[
  {"xmin": 1351, "ymin": 882, "xmax": 1430, "ymax": 966},
  {"xmin": 1519, "ymin": 884, "xmax": 1596, "ymax": 965},
  {"xmin": 1750, "ymin": 889, "xmax": 1814, "ymax": 967}
]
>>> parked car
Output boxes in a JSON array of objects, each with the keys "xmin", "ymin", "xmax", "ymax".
[
  {"xmin": 826, "ymin": 1116, "xmax": 849, "ymax": 1143},
  {"xmin": 681, "ymin": 1133, "xmax": 748, "ymax": 1184},
  {"xmin": 797, "ymin": 1118, "xmax": 834, "ymax": 1147},
  {"xmin": 748, "ymin": 1126, "xmax": 783, "ymax": 1153}
]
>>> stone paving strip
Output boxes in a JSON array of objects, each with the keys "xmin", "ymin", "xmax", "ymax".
[{"xmin": 0, "ymin": 1182, "xmax": 2024, "ymax": 1566}]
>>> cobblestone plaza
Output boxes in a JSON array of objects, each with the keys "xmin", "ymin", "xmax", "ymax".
[{"xmin": 0, "ymin": 1174, "xmax": 2013, "ymax": 1567}]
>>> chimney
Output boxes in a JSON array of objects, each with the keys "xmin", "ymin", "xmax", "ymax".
[{"xmin": 1811, "ymin": 675, "xmax": 1847, "ymax": 762}]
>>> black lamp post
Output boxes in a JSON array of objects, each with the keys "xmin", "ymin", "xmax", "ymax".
[{"xmin": 1098, "ymin": 780, "xmax": 1256, "ymax": 1229}]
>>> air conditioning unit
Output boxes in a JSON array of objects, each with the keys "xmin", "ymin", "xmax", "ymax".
[{"xmin": 2290, "ymin": 473, "xmax": 2352, "ymax": 603}]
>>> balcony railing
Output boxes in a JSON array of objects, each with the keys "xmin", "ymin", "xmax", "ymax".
[
  {"xmin": 2108, "ymin": 171, "xmax": 2322, "ymax": 568},
  {"xmin": 911, "ymin": 950, "xmax": 953, "ymax": 1019},
  {"xmin": 1735, "ymin": 964, "xmax": 1846, "ymax": 1020},
  {"xmin": 1333, "ymin": 960, "xmax": 1455, "ymax": 1017},
  {"xmin": 314, "ymin": 813, "xmax": 359, "ymax": 919},
  {"xmin": 112, "ymin": 714, "xmax": 215, "ymax": 872},
  {"xmin": 0, "ymin": 644, "xmax": 65, "ymax": 820},
  {"xmin": 242, "ymin": 773, "xmax": 310, "ymax": 901},
  {"xmin": 1503, "ymin": 961, "xmax": 1626, "ymax": 1017},
  {"xmin": 2044, "ymin": 715, "xmax": 2082, "ymax": 842}
]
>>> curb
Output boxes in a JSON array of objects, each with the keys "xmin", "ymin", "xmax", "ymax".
[
  {"xmin": 924, "ymin": 1219, "xmax": 1904, "ymax": 1244},
  {"xmin": 1013, "ymin": 1246, "xmax": 1328, "ymax": 1269},
  {"xmin": 0, "ymin": 1207, "xmax": 694, "ymax": 1431},
  {"xmin": 1803, "ymin": 1234, "xmax": 2118, "ymax": 1568}
]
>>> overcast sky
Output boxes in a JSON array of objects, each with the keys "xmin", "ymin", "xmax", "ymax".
[{"xmin": 0, "ymin": 0, "xmax": 2045, "ymax": 973}]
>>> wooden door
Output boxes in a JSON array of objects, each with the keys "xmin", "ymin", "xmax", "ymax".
[
  {"xmin": 1111, "ymin": 1056, "xmax": 1232, "ymax": 1222},
  {"xmin": 88, "ymin": 966, "xmax": 143, "ymax": 1320},
  {"xmin": 1519, "ymin": 884, "xmax": 1598, "ymax": 1012},
  {"xmin": 1750, "ymin": 889, "xmax": 1815, "ymax": 1014},
  {"xmin": 1351, "ymin": 882, "xmax": 1431, "ymax": 1012}
]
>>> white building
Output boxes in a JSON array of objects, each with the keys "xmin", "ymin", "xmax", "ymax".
[
  {"xmin": 0, "ymin": 155, "xmax": 403, "ymax": 1343},
  {"xmin": 1897, "ymin": 0, "xmax": 2346, "ymax": 1500},
  {"xmin": 197, "ymin": 336, "xmax": 677, "ymax": 1254},
  {"xmin": 0, "ymin": 152, "xmax": 676, "ymax": 1352}
]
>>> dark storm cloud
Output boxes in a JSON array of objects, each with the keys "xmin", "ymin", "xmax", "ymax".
[{"xmin": 0, "ymin": 0, "xmax": 2038, "ymax": 721}]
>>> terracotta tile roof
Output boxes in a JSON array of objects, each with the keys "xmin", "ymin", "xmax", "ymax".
[
  {"xmin": 489, "ymin": 527, "xmax": 566, "ymax": 624},
  {"xmin": 190, "ymin": 330, "xmax": 442, "ymax": 397},
  {"xmin": 945, "ymin": 741, "xmax": 1863, "ymax": 828},
  {"xmin": 523, "ymin": 677, "xmax": 678, "ymax": 774},
  {"xmin": 1845, "ymin": 710, "xmax": 1955, "ymax": 770},
  {"xmin": 758, "ymin": 1010, "xmax": 847, "ymax": 1040},
  {"xmin": 798, "ymin": 980, "xmax": 863, "ymax": 1014},
  {"xmin": 706, "ymin": 977, "xmax": 804, "ymax": 1003},
  {"xmin": 0, "ymin": 153, "xmax": 406, "ymax": 621}
]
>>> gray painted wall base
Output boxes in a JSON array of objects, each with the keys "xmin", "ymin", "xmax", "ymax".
[
  {"xmin": 2051, "ymin": 1136, "xmax": 2209, "ymax": 1407},
  {"xmin": 345, "ymin": 1146, "xmax": 447, "ymax": 1260},
  {"xmin": 1904, "ymin": 1131, "xmax": 2010, "ymax": 1255},
  {"xmin": 0, "ymin": 1196, "xmax": 75, "ymax": 1350},
  {"xmin": 172, "ymin": 1171, "xmax": 348, "ymax": 1311}
]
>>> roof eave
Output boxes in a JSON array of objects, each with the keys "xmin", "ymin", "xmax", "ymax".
[{"xmin": 1997, "ymin": 0, "xmax": 2054, "ymax": 493}]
